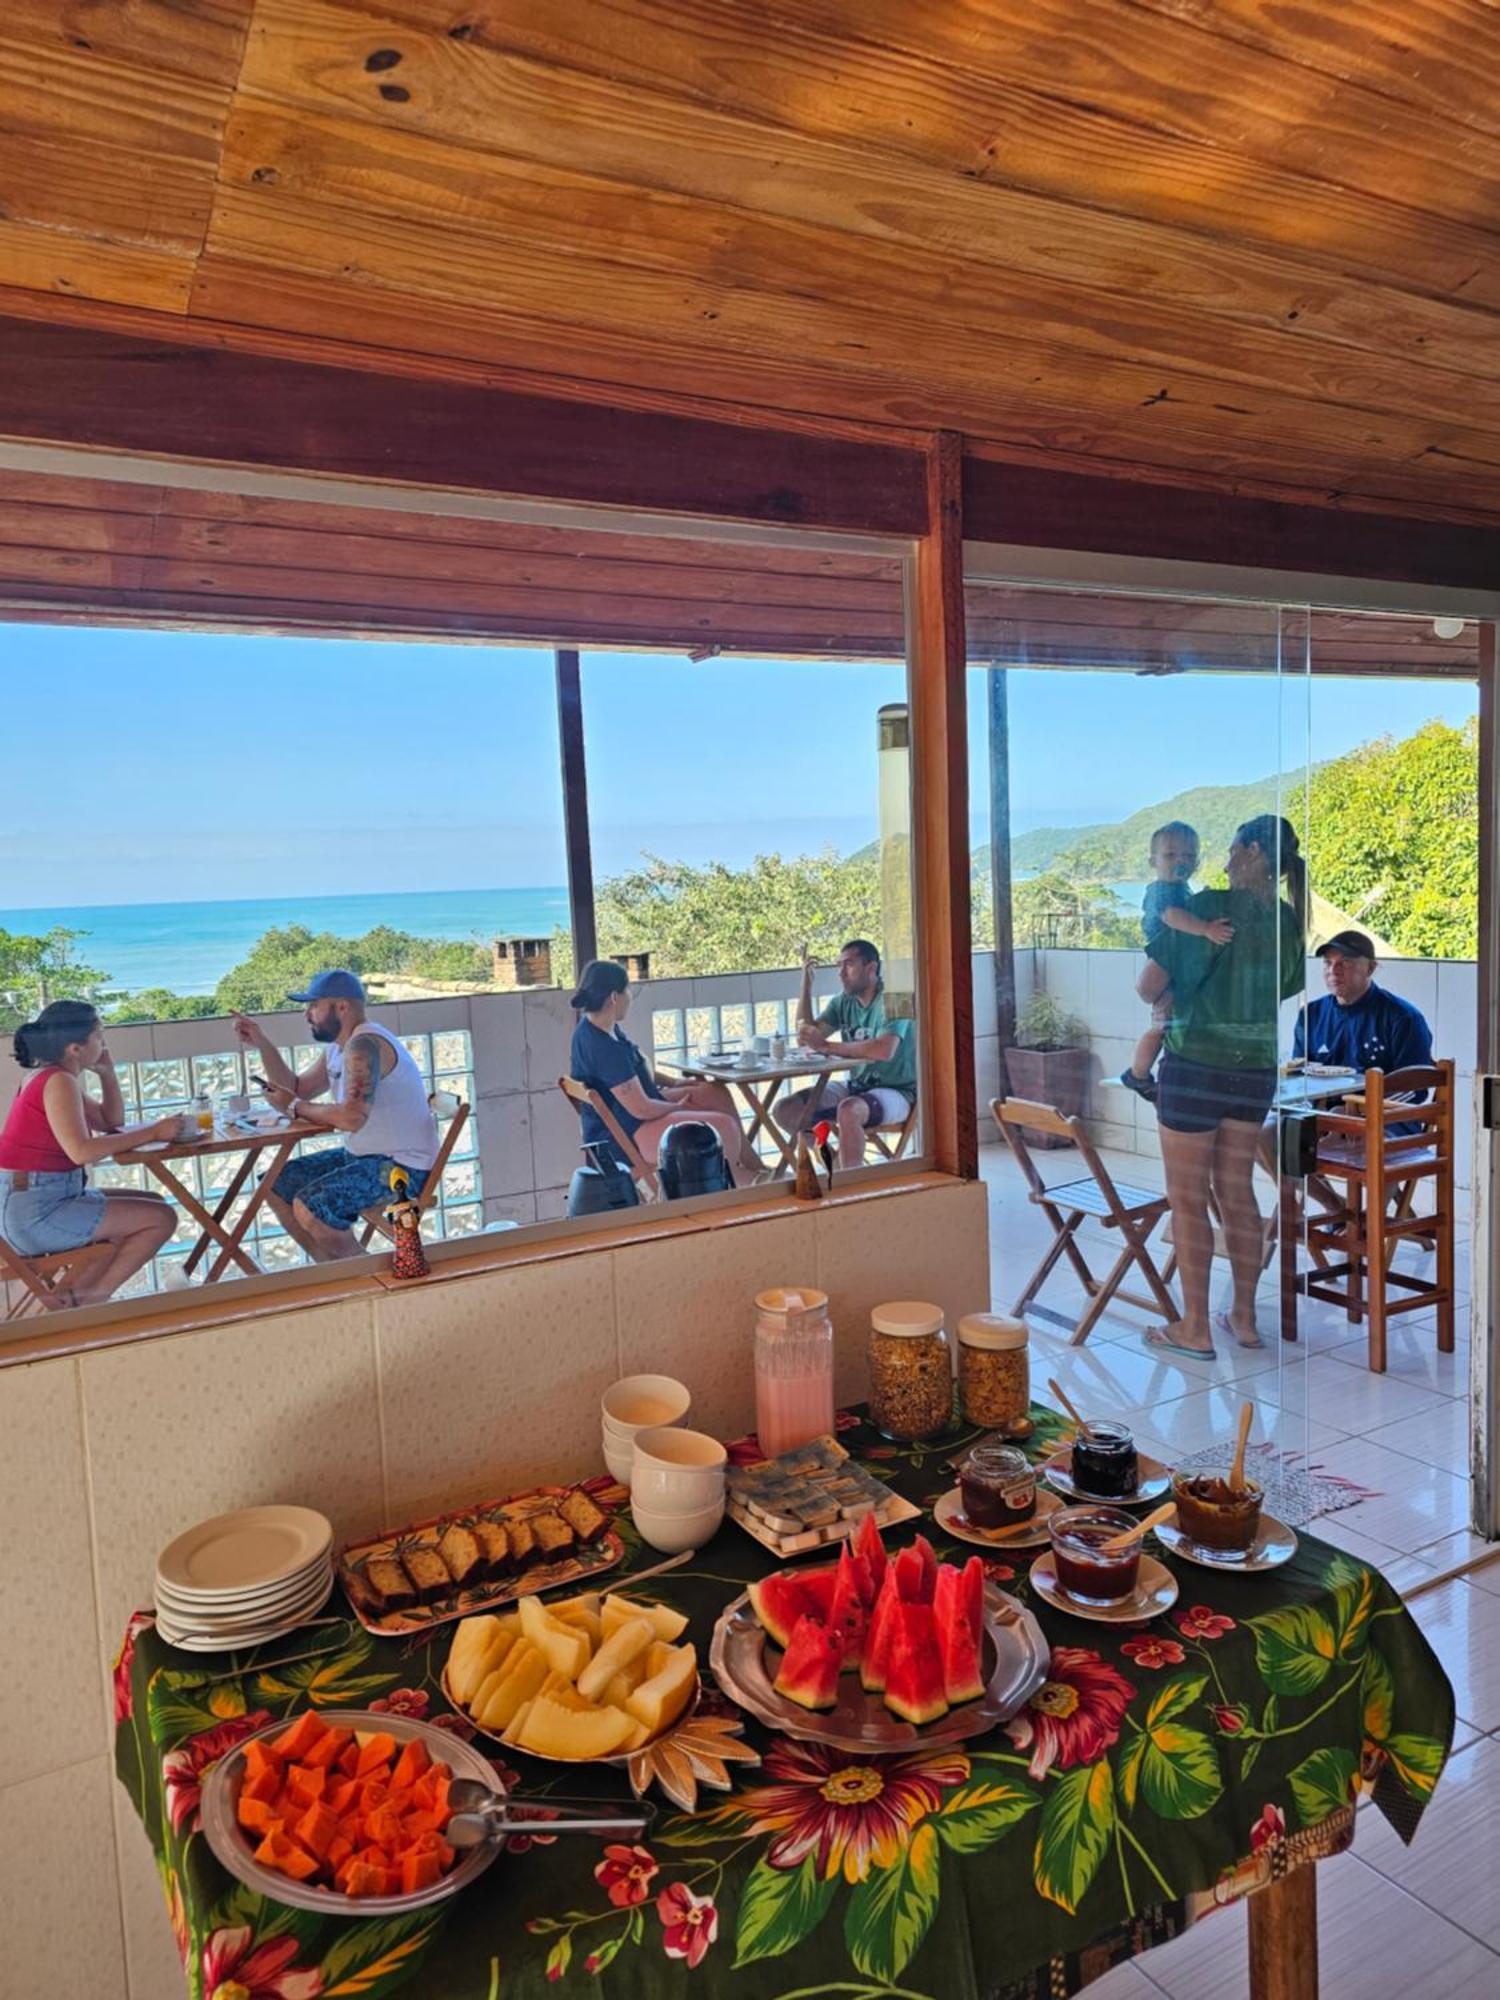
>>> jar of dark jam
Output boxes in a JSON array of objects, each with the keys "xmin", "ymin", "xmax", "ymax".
[
  {"xmin": 958, "ymin": 1444, "xmax": 1036, "ymax": 1529},
  {"xmin": 1071, "ymin": 1422, "xmax": 1138, "ymax": 1500},
  {"xmin": 1048, "ymin": 1506, "xmax": 1141, "ymax": 1605}
]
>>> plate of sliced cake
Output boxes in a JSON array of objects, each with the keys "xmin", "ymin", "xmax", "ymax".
[{"xmin": 338, "ymin": 1481, "xmax": 624, "ymax": 1637}]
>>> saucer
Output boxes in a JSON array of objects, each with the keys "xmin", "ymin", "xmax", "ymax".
[
  {"xmin": 1029, "ymin": 1551, "xmax": 1178, "ymax": 1624},
  {"xmin": 1042, "ymin": 1451, "xmax": 1172, "ymax": 1506},
  {"xmin": 1157, "ymin": 1514, "xmax": 1298, "ymax": 1572},
  {"xmin": 933, "ymin": 1485, "xmax": 1062, "ymax": 1551}
]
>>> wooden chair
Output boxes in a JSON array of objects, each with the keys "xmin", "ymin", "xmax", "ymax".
[
  {"xmin": 0, "ymin": 1237, "xmax": 113, "ymax": 1319},
  {"xmin": 990, "ymin": 1095, "xmax": 1179, "ymax": 1344},
  {"xmin": 357, "ymin": 1100, "xmax": 472, "ymax": 1247},
  {"xmin": 558, "ymin": 1076, "xmax": 660, "ymax": 1200},
  {"xmin": 867, "ymin": 1100, "xmax": 919, "ymax": 1163},
  {"xmin": 1299, "ymin": 1061, "xmax": 1456, "ymax": 1373}
]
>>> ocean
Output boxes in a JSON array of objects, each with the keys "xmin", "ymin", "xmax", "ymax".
[{"xmin": 0, "ymin": 887, "xmax": 571, "ymax": 995}]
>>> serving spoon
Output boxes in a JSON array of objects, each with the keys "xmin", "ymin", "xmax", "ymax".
[
  {"xmin": 445, "ymin": 1778, "xmax": 656, "ymax": 1851},
  {"xmin": 1047, "ymin": 1378, "xmax": 1096, "ymax": 1442}
]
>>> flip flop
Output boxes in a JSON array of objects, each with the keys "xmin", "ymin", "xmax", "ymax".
[
  {"xmin": 1143, "ymin": 1327, "xmax": 1218, "ymax": 1361},
  {"xmin": 1213, "ymin": 1309, "xmax": 1264, "ymax": 1351}
]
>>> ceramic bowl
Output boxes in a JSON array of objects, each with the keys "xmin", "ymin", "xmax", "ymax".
[
  {"xmin": 602, "ymin": 1433, "xmax": 636, "ymax": 1485},
  {"xmin": 631, "ymin": 1493, "xmax": 726, "ymax": 1554},
  {"xmin": 600, "ymin": 1374, "xmax": 691, "ymax": 1441},
  {"xmin": 630, "ymin": 1426, "xmax": 727, "ymax": 1510}
]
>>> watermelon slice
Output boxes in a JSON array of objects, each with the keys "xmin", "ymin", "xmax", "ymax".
[
  {"xmin": 773, "ymin": 1614, "xmax": 844, "ymax": 1711},
  {"xmin": 883, "ymin": 1601, "xmax": 950, "ymax": 1726},
  {"xmin": 825, "ymin": 1546, "xmax": 868, "ymax": 1671},
  {"xmin": 893, "ymin": 1544, "xmax": 928, "ymax": 1604},
  {"xmin": 914, "ymin": 1535, "xmax": 939, "ymax": 1603},
  {"xmin": 749, "ymin": 1565, "xmax": 838, "ymax": 1648},
  {"xmin": 855, "ymin": 1513, "xmax": 887, "ymax": 1602},
  {"xmin": 933, "ymin": 1558, "xmax": 986, "ymax": 1705},
  {"xmin": 859, "ymin": 1566, "xmax": 902, "ymax": 1692}
]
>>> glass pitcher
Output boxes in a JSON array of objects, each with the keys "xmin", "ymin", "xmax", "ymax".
[{"xmin": 754, "ymin": 1286, "xmax": 835, "ymax": 1458}]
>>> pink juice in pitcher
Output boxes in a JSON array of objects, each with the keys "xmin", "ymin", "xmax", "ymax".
[{"xmin": 754, "ymin": 1287, "xmax": 834, "ymax": 1458}]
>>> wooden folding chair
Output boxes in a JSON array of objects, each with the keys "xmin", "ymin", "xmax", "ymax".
[
  {"xmin": 991, "ymin": 1096, "xmax": 1179, "ymax": 1344},
  {"xmin": 1299, "ymin": 1061, "xmax": 1456, "ymax": 1373},
  {"xmin": 558, "ymin": 1076, "xmax": 660, "ymax": 1201},
  {"xmin": 867, "ymin": 1100, "xmax": 918, "ymax": 1163},
  {"xmin": 0, "ymin": 1237, "xmax": 113, "ymax": 1319},
  {"xmin": 358, "ymin": 1100, "xmax": 472, "ymax": 1247}
]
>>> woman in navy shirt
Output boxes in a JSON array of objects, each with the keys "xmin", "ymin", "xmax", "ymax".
[{"xmin": 568, "ymin": 961, "xmax": 762, "ymax": 1184}]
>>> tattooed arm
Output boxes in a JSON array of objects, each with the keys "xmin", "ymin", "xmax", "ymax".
[{"xmin": 296, "ymin": 1032, "xmax": 388, "ymax": 1133}]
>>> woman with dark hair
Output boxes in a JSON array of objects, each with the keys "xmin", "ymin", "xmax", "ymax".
[
  {"xmin": 1136, "ymin": 814, "xmax": 1307, "ymax": 1358},
  {"xmin": 0, "ymin": 1001, "xmax": 180, "ymax": 1305},
  {"xmin": 568, "ymin": 961, "xmax": 761, "ymax": 1186}
]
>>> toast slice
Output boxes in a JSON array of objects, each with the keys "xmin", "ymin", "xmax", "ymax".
[
  {"xmin": 530, "ymin": 1513, "xmax": 576, "ymax": 1563},
  {"xmin": 472, "ymin": 1520, "xmax": 511, "ymax": 1577},
  {"xmin": 362, "ymin": 1555, "xmax": 415, "ymax": 1613},
  {"xmin": 438, "ymin": 1523, "xmax": 484, "ymax": 1589},
  {"xmin": 505, "ymin": 1515, "xmax": 538, "ymax": 1568},
  {"xmin": 559, "ymin": 1489, "xmax": 609, "ymax": 1543},
  {"xmin": 400, "ymin": 1541, "xmax": 453, "ymax": 1601}
]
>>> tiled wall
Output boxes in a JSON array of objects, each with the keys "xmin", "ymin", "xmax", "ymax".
[{"xmin": 0, "ymin": 1174, "xmax": 989, "ymax": 2000}]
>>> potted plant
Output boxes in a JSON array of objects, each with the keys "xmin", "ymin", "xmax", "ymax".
[{"xmin": 1002, "ymin": 993, "xmax": 1091, "ymax": 1148}]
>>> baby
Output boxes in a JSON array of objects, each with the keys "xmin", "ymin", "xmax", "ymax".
[{"xmin": 1120, "ymin": 820, "xmax": 1233, "ymax": 1102}]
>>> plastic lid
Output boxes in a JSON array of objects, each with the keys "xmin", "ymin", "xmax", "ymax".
[
  {"xmin": 756, "ymin": 1286, "xmax": 828, "ymax": 1314},
  {"xmin": 957, "ymin": 1312, "xmax": 1028, "ymax": 1351},
  {"xmin": 870, "ymin": 1300, "xmax": 945, "ymax": 1338}
]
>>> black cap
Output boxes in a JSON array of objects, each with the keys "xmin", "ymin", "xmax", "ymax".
[{"xmin": 1317, "ymin": 930, "xmax": 1377, "ymax": 961}]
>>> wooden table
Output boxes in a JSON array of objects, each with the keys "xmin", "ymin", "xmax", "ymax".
[
  {"xmin": 654, "ymin": 1047, "xmax": 857, "ymax": 1176},
  {"xmin": 116, "ymin": 1116, "xmax": 323, "ymax": 1281}
]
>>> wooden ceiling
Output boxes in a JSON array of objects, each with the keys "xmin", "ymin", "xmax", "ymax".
[{"xmin": 6, "ymin": 2, "xmax": 1500, "ymax": 527}]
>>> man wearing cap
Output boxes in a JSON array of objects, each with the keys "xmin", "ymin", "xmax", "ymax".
[
  {"xmin": 231, "ymin": 971, "xmax": 440, "ymax": 1262},
  {"xmin": 1295, "ymin": 930, "xmax": 1433, "ymax": 1079}
]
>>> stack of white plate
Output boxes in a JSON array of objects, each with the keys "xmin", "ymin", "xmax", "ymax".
[{"xmin": 154, "ymin": 1505, "xmax": 335, "ymax": 1652}]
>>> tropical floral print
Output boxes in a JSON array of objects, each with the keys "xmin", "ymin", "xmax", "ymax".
[
  {"xmin": 595, "ymin": 1844, "xmax": 660, "ymax": 1907},
  {"xmin": 201, "ymin": 1924, "xmax": 322, "ymax": 1999},
  {"xmin": 1250, "ymin": 1803, "xmax": 1287, "ymax": 1852},
  {"xmin": 1121, "ymin": 1636, "xmax": 1186, "ymax": 1670},
  {"xmin": 163, "ymin": 1712, "xmax": 272, "ymax": 1833},
  {"xmin": 732, "ymin": 1737, "xmax": 968, "ymax": 1882},
  {"xmin": 656, "ymin": 1883, "xmax": 719, "ymax": 1966},
  {"xmin": 113, "ymin": 1610, "xmax": 152, "ymax": 1726},
  {"xmin": 1005, "ymin": 1648, "xmax": 1136, "ymax": 1778},
  {"xmin": 369, "ymin": 1687, "xmax": 429, "ymax": 1719},
  {"xmin": 1177, "ymin": 1604, "xmax": 1236, "ymax": 1641}
]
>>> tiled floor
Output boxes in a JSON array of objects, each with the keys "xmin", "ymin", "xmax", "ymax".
[
  {"xmin": 981, "ymin": 1142, "xmax": 1500, "ymax": 1996},
  {"xmin": 980, "ymin": 1143, "xmax": 1477, "ymax": 1573}
]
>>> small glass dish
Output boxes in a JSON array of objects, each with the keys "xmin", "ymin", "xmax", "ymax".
[
  {"xmin": 1047, "ymin": 1505, "xmax": 1141, "ymax": 1606},
  {"xmin": 1170, "ymin": 1467, "xmax": 1263, "ymax": 1556},
  {"xmin": 1070, "ymin": 1422, "xmax": 1139, "ymax": 1499}
]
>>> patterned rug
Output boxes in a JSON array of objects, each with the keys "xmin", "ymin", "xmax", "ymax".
[{"xmin": 1172, "ymin": 1441, "xmax": 1380, "ymax": 1529}]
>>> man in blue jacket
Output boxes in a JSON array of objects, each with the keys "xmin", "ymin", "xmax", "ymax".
[{"xmin": 1294, "ymin": 930, "xmax": 1433, "ymax": 1075}]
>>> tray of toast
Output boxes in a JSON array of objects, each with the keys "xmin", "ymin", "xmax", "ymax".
[{"xmin": 338, "ymin": 1480, "xmax": 623, "ymax": 1636}]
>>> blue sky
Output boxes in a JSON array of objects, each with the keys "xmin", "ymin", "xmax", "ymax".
[{"xmin": 0, "ymin": 621, "xmax": 1476, "ymax": 908}]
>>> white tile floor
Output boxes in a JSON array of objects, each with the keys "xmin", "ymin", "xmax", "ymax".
[{"xmin": 981, "ymin": 1143, "xmax": 1500, "ymax": 1997}]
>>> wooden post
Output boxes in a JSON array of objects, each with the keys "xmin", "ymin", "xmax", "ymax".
[
  {"xmin": 908, "ymin": 432, "xmax": 977, "ymax": 1178},
  {"xmin": 988, "ymin": 665, "xmax": 1016, "ymax": 1052},
  {"xmin": 1247, "ymin": 1865, "xmax": 1319, "ymax": 2000},
  {"xmin": 554, "ymin": 648, "xmax": 597, "ymax": 972}
]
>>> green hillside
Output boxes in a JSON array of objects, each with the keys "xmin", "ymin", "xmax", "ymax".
[{"xmin": 1005, "ymin": 774, "xmax": 1286, "ymax": 879}]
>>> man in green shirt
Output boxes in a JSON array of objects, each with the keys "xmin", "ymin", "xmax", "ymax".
[{"xmin": 775, "ymin": 939, "xmax": 917, "ymax": 1166}]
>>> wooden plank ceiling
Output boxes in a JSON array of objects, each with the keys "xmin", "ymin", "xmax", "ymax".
[{"xmin": 3, "ymin": 2, "xmax": 1500, "ymax": 531}]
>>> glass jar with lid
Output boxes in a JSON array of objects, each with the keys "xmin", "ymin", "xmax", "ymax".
[
  {"xmin": 867, "ymin": 1300, "xmax": 953, "ymax": 1441},
  {"xmin": 754, "ymin": 1287, "xmax": 834, "ymax": 1459},
  {"xmin": 957, "ymin": 1313, "xmax": 1030, "ymax": 1432}
]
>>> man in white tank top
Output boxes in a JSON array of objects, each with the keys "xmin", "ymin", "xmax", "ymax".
[{"xmin": 231, "ymin": 970, "xmax": 439, "ymax": 1263}]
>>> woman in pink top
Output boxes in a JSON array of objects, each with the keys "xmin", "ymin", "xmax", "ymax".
[{"xmin": 0, "ymin": 1001, "xmax": 181, "ymax": 1306}]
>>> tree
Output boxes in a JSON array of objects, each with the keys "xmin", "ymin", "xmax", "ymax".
[
  {"xmin": 105, "ymin": 989, "xmax": 221, "ymax": 1025},
  {"xmin": 0, "ymin": 927, "xmax": 111, "ymax": 1030},
  {"xmin": 1286, "ymin": 717, "xmax": 1477, "ymax": 959},
  {"xmin": 1012, "ymin": 873, "xmax": 1139, "ymax": 950},
  {"xmin": 212, "ymin": 922, "xmax": 490, "ymax": 1012}
]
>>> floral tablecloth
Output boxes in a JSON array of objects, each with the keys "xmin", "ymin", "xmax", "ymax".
[{"xmin": 114, "ymin": 1406, "xmax": 1455, "ymax": 2000}]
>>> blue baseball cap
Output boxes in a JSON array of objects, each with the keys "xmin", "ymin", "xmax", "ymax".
[{"xmin": 287, "ymin": 968, "xmax": 366, "ymax": 1005}]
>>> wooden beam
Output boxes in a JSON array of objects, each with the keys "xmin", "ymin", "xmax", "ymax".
[
  {"xmin": 987, "ymin": 667, "xmax": 1016, "ymax": 1051},
  {"xmin": 0, "ymin": 314, "xmax": 926, "ymax": 536},
  {"xmin": 555, "ymin": 648, "xmax": 598, "ymax": 971},
  {"xmin": 1247, "ymin": 1863, "xmax": 1319, "ymax": 2000},
  {"xmin": 909, "ymin": 433, "xmax": 976, "ymax": 1178},
  {"xmin": 964, "ymin": 455, "xmax": 1500, "ymax": 593}
]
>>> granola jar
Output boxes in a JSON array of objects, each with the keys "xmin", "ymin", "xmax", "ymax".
[
  {"xmin": 957, "ymin": 1313, "xmax": 1030, "ymax": 1432},
  {"xmin": 867, "ymin": 1300, "xmax": 953, "ymax": 1441}
]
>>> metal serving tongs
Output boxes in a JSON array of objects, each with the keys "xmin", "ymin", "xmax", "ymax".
[{"xmin": 444, "ymin": 1779, "xmax": 657, "ymax": 1851}]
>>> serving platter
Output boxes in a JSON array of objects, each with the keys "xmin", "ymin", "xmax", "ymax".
[{"xmin": 709, "ymin": 1580, "xmax": 1049, "ymax": 1755}]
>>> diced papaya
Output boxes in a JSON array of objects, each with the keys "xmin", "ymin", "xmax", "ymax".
[
  {"xmin": 365, "ymin": 1803, "xmax": 405, "ymax": 1852},
  {"xmin": 325, "ymin": 1778, "xmax": 359, "ymax": 1816},
  {"xmin": 390, "ymin": 1738, "xmax": 431, "ymax": 1790},
  {"xmin": 285, "ymin": 1763, "xmax": 327, "ymax": 1808},
  {"xmin": 337, "ymin": 1813, "xmax": 364, "ymax": 1846},
  {"xmin": 336, "ymin": 1740, "xmax": 361, "ymax": 1777},
  {"xmin": 295, "ymin": 1801, "xmax": 340, "ymax": 1860},
  {"xmin": 413, "ymin": 1771, "xmax": 451, "ymax": 1819},
  {"xmin": 355, "ymin": 1731, "xmax": 397, "ymax": 1776},
  {"xmin": 253, "ymin": 1828, "xmax": 294, "ymax": 1866},
  {"xmin": 301, "ymin": 1725, "xmax": 351, "ymax": 1770},
  {"xmin": 343, "ymin": 1859, "xmax": 388, "ymax": 1898},
  {"xmin": 276, "ymin": 1842, "xmax": 323, "ymax": 1882},
  {"xmin": 327, "ymin": 1833, "xmax": 354, "ymax": 1873},
  {"xmin": 240, "ymin": 1764, "xmax": 282, "ymax": 1804},
  {"xmin": 236, "ymin": 1794, "xmax": 279, "ymax": 1835},
  {"xmin": 400, "ymin": 1848, "xmax": 444, "ymax": 1894},
  {"xmin": 242, "ymin": 1740, "xmax": 283, "ymax": 1784},
  {"xmin": 272, "ymin": 1712, "xmax": 331, "ymax": 1761},
  {"xmin": 357, "ymin": 1778, "xmax": 389, "ymax": 1814}
]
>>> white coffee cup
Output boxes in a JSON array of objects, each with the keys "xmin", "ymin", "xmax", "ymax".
[
  {"xmin": 175, "ymin": 1112, "xmax": 199, "ymax": 1142},
  {"xmin": 225, "ymin": 1092, "xmax": 251, "ymax": 1117},
  {"xmin": 630, "ymin": 1426, "xmax": 727, "ymax": 1512},
  {"xmin": 768, "ymin": 1034, "xmax": 787, "ymax": 1062}
]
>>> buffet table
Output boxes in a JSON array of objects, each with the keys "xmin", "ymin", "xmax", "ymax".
[{"xmin": 113, "ymin": 1406, "xmax": 1454, "ymax": 1999}]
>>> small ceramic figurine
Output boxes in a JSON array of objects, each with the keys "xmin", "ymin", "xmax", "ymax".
[{"xmin": 383, "ymin": 1167, "xmax": 430, "ymax": 1279}]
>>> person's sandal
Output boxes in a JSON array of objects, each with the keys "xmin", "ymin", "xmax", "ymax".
[{"xmin": 1120, "ymin": 1068, "xmax": 1158, "ymax": 1103}]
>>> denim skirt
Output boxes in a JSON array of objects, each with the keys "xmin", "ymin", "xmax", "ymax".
[{"xmin": 0, "ymin": 1166, "xmax": 107, "ymax": 1255}]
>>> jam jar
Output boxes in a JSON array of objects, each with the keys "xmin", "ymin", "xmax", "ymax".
[
  {"xmin": 1070, "ymin": 1421, "xmax": 1138, "ymax": 1500},
  {"xmin": 867, "ymin": 1301, "xmax": 953, "ymax": 1441},
  {"xmin": 957, "ymin": 1444, "xmax": 1036, "ymax": 1529},
  {"xmin": 1048, "ymin": 1506, "xmax": 1141, "ymax": 1605}
]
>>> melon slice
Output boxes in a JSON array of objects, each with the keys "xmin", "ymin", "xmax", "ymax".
[
  {"xmin": 601, "ymin": 1596, "xmax": 690, "ymax": 1643},
  {"xmin": 476, "ymin": 1646, "xmax": 550, "ymax": 1732},
  {"xmin": 500, "ymin": 1698, "xmax": 534, "ymax": 1748},
  {"xmin": 859, "ymin": 1565, "xmax": 902, "ymax": 1692},
  {"xmin": 773, "ymin": 1614, "xmax": 843, "ymax": 1711},
  {"xmin": 855, "ymin": 1513, "xmax": 887, "ymax": 1602},
  {"xmin": 576, "ymin": 1617, "xmax": 655, "ymax": 1702},
  {"xmin": 933, "ymin": 1558, "xmax": 986, "ymax": 1705},
  {"xmin": 626, "ymin": 1644, "xmax": 697, "ymax": 1735},
  {"xmin": 825, "ymin": 1546, "xmax": 868, "ymax": 1672},
  {"xmin": 448, "ymin": 1615, "xmax": 518, "ymax": 1707},
  {"xmin": 519, "ymin": 1595, "xmax": 592, "ymax": 1679},
  {"xmin": 518, "ymin": 1693, "xmax": 634, "ymax": 1760},
  {"xmin": 552, "ymin": 1602, "xmax": 603, "ymax": 1648},
  {"xmin": 883, "ymin": 1601, "xmax": 949, "ymax": 1726},
  {"xmin": 747, "ymin": 1564, "xmax": 839, "ymax": 1648}
]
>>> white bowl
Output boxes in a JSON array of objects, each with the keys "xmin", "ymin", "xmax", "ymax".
[
  {"xmin": 630, "ymin": 1426, "xmax": 727, "ymax": 1510},
  {"xmin": 601, "ymin": 1375, "xmax": 691, "ymax": 1437},
  {"xmin": 602, "ymin": 1434, "xmax": 636, "ymax": 1485},
  {"xmin": 631, "ymin": 1494, "xmax": 725, "ymax": 1554}
]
